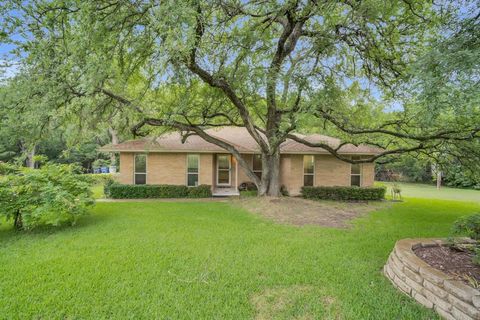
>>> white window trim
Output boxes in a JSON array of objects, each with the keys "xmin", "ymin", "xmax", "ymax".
[
  {"xmin": 186, "ymin": 154, "xmax": 200, "ymax": 187},
  {"xmin": 216, "ymin": 154, "xmax": 231, "ymax": 186},
  {"xmin": 350, "ymin": 157, "xmax": 363, "ymax": 187},
  {"xmin": 133, "ymin": 153, "xmax": 147, "ymax": 185},
  {"xmin": 303, "ymin": 155, "xmax": 315, "ymax": 186},
  {"xmin": 252, "ymin": 154, "xmax": 262, "ymax": 178}
]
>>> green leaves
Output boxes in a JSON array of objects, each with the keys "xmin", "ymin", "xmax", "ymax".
[
  {"xmin": 0, "ymin": 0, "xmax": 477, "ymax": 171},
  {"xmin": 0, "ymin": 162, "xmax": 95, "ymax": 230},
  {"xmin": 450, "ymin": 213, "xmax": 480, "ymax": 265},
  {"xmin": 452, "ymin": 214, "xmax": 480, "ymax": 241}
]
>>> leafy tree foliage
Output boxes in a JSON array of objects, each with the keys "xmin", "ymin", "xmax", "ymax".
[
  {"xmin": 0, "ymin": 1, "xmax": 478, "ymax": 195},
  {"xmin": 451, "ymin": 213, "xmax": 480, "ymax": 265},
  {"xmin": 0, "ymin": 161, "xmax": 95, "ymax": 230},
  {"xmin": 0, "ymin": 70, "xmax": 129, "ymax": 169},
  {"xmin": 443, "ymin": 164, "xmax": 480, "ymax": 190},
  {"xmin": 376, "ymin": 155, "xmax": 432, "ymax": 183}
]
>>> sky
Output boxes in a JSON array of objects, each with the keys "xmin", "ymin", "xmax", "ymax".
[{"xmin": 0, "ymin": 0, "xmax": 477, "ymax": 103}]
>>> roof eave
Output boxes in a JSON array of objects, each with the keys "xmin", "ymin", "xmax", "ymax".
[{"xmin": 98, "ymin": 148, "xmax": 381, "ymax": 156}]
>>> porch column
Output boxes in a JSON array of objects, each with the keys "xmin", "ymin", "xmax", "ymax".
[{"xmin": 235, "ymin": 156, "xmax": 238, "ymax": 189}]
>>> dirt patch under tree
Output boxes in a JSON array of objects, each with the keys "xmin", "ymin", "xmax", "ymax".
[{"xmin": 232, "ymin": 196, "xmax": 387, "ymax": 228}]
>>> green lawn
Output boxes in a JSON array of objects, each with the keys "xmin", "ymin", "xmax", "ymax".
[
  {"xmin": 377, "ymin": 181, "xmax": 480, "ymax": 202},
  {"xmin": 1, "ymin": 196, "xmax": 479, "ymax": 319}
]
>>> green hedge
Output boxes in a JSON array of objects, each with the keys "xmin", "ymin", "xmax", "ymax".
[
  {"xmin": 301, "ymin": 186, "xmax": 386, "ymax": 201},
  {"xmin": 105, "ymin": 183, "xmax": 212, "ymax": 199},
  {"xmin": 186, "ymin": 184, "xmax": 212, "ymax": 198}
]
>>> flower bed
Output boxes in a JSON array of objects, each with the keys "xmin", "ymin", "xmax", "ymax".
[{"xmin": 384, "ymin": 238, "xmax": 480, "ymax": 320}]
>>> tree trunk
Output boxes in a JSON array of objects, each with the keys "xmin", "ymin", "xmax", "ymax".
[
  {"xmin": 436, "ymin": 170, "xmax": 442, "ymax": 190},
  {"xmin": 108, "ymin": 127, "xmax": 119, "ymax": 165},
  {"xmin": 26, "ymin": 148, "xmax": 35, "ymax": 168},
  {"xmin": 21, "ymin": 142, "xmax": 36, "ymax": 168},
  {"xmin": 14, "ymin": 211, "xmax": 23, "ymax": 230},
  {"xmin": 258, "ymin": 151, "xmax": 281, "ymax": 197}
]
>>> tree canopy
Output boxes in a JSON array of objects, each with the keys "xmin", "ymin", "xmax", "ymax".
[{"xmin": 0, "ymin": 0, "xmax": 478, "ymax": 195}]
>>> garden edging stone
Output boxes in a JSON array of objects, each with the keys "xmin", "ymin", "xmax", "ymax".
[{"xmin": 384, "ymin": 238, "xmax": 480, "ymax": 320}]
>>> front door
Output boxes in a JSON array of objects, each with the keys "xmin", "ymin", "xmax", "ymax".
[{"xmin": 217, "ymin": 155, "xmax": 231, "ymax": 186}]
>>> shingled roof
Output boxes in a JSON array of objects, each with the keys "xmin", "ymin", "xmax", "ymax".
[{"xmin": 99, "ymin": 126, "xmax": 382, "ymax": 155}]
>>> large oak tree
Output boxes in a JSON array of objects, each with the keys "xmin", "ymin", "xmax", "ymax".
[{"xmin": 1, "ymin": 0, "xmax": 478, "ymax": 195}]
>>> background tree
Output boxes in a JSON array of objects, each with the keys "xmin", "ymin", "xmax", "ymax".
[
  {"xmin": 0, "ymin": 66, "xmax": 134, "ymax": 169},
  {"xmin": 0, "ymin": 1, "xmax": 478, "ymax": 195}
]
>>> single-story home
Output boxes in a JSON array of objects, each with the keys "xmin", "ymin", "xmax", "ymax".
[{"xmin": 99, "ymin": 127, "xmax": 381, "ymax": 196}]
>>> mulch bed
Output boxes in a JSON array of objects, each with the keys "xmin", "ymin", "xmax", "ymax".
[{"xmin": 414, "ymin": 246, "xmax": 480, "ymax": 286}]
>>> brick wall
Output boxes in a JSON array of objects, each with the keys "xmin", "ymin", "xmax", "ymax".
[
  {"xmin": 315, "ymin": 155, "xmax": 351, "ymax": 187},
  {"xmin": 199, "ymin": 154, "xmax": 213, "ymax": 186},
  {"xmin": 147, "ymin": 153, "xmax": 186, "ymax": 185},
  {"xmin": 118, "ymin": 152, "xmax": 376, "ymax": 192},
  {"xmin": 384, "ymin": 238, "xmax": 480, "ymax": 320},
  {"xmin": 118, "ymin": 152, "xmax": 134, "ymax": 184},
  {"xmin": 362, "ymin": 162, "xmax": 375, "ymax": 187},
  {"xmin": 230, "ymin": 153, "xmax": 376, "ymax": 195},
  {"xmin": 236, "ymin": 154, "xmax": 295, "ymax": 190},
  {"xmin": 279, "ymin": 155, "xmax": 291, "ymax": 188},
  {"xmin": 237, "ymin": 154, "xmax": 253, "ymax": 184},
  {"xmin": 118, "ymin": 153, "xmax": 214, "ymax": 186}
]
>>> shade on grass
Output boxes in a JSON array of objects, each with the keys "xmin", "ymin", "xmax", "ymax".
[{"xmin": 0, "ymin": 199, "xmax": 479, "ymax": 319}]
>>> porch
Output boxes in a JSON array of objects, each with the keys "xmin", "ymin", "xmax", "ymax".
[
  {"xmin": 211, "ymin": 154, "xmax": 241, "ymax": 197},
  {"xmin": 212, "ymin": 187, "xmax": 240, "ymax": 197}
]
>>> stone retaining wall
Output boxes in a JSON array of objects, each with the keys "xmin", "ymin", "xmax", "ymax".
[{"xmin": 384, "ymin": 238, "xmax": 480, "ymax": 320}]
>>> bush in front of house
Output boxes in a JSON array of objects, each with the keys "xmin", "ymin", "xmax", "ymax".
[
  {"xmin": 187, "ymin": 184, "xmax": 212, "ymax": 198},
  {"xmin": 0, "ymin": 161, "xmax": 95, "ymax": 230},
  {"xmin": 106, "ymin": 183, "xmax": 212, "ymax": 199},
  {"xmin": 103, "ymin": 176, "xmax": 117, "ymax": 198},
  {"xmin": 301, "ymin": 186, "xmax": 386, "ymax": 201}
]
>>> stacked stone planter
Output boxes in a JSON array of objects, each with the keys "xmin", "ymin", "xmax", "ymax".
[{"xmin": 384, "ymin": 238, "xmax": 480, "ymax": 320}]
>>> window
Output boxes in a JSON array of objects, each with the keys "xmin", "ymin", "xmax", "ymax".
[
  {"xmin": 134, "ymin": 154, "xmax": 147, "ymax": 185},
  {"xmin": 252, "ymin": 154, "xmax": 262, "ymax": 178},
  {"xmin": 217, "ymin": 155, "xmax": 231, "ymax": 185},
  {"xmin": 351, "ymin": 156, "xmax": 362, "ymax": 186},
  {"xmin": 303, "ymin": 155, "xmax": 315, "ymax": 186},
  {"xmin": 187, "ymin": 154, "xmax": 199, "ymax": 187}
]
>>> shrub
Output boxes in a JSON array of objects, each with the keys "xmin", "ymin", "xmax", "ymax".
[
  {"xmin": 90, "ymin": 173, "xmax": 115, "ymax": 184},
  {"xmin": 103, "ymin": 176, "xmax": 117, "ymax": 198},
  {"xmin": 450, "ymin": 213, "xmax": 480, "ymax": 266},
  {"xmin": 0, "ymin": 162, "xmax": 95, "ymax": 230},
  {"xmin": 444, "ymin": 165, "xmax": 480, "ymax": 190},
  {"xmin": 187, "ymin": 185, "xmax": 212, "ymax": 198},
  {"xmin": 452, "ymin": 213, "xmax": 480, "ymax": 241},
  {"xmin": 107, "ymin": 184, "xmax": 212, "ymax": 199},
  {"xmin": 301, "ymin": 186, "xmax": 386, "ymax": 201}
]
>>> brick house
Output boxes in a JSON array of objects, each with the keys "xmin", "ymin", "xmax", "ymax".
[{"xmin": 99, "ymin": 127, "xmax": 381, "ymax": 196}]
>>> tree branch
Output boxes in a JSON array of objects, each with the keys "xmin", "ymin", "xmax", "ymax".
[
  {"xmin": 320, "ymin": 110, "xmax": 480, "ymax": 142},
  {"xmin": 132, "ymin": 117, "xmax": 261, "ymax": 186},
  {"xmin": 185, "ymin": 2, "xmax": 269, "ymax": 153},
  {"xmin": 286, "ymin": 132, "xmax": 433, "ymax": 164}
]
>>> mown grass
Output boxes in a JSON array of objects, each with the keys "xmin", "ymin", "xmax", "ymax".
[
  {"xmin": 1, "ymin": 197, "xmax": 479, "ymax": 319},
  {"xmin": 377, "ymin": 181, "xmax": 480, "ymax": 203}
]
